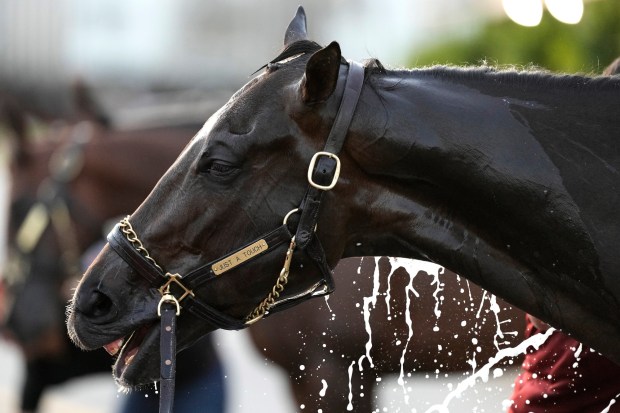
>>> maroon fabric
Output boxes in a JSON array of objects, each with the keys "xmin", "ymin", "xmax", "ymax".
[{"xmin": 508, "ymin": 317, "xmax": 620, "ymax": 412}]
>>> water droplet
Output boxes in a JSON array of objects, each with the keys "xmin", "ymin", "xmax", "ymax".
[{"xmin": 319, "ymin": 379, "xmax": 328, "ymax": 397}]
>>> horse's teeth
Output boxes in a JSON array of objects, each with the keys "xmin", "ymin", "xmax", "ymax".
[
  {"xmin": 126, "ymin": 354, "xmax": 135, "ymax": 366},
  {"xmin": 103, "ymin": 338, "xmax": 124, "ymax": 356},
  {"xmin": 124, "ymin": 347, "xmax": 139, "ymax": 366}
]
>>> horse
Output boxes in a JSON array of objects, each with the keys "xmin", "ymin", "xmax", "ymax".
[
  {"xmin": 1, "ymin": 88, "xmax": 224, "ymax": 412},
  {"xmin": 67, "ymin": 5, "xmax": 620, "ymax": 409}
]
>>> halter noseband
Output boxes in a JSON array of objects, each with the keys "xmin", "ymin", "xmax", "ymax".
[{"xmin": 105, "ymin": 60, "xmax": 365, "ymax": 413}]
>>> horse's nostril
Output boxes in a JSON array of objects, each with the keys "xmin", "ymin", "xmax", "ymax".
[{"xmin": 79, "ymin": 290, "xmax": 114, "ymax": 319}]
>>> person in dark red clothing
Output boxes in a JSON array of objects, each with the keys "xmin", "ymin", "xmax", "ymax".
[{"xmin": 508, "ymin": 315, "xmax": 620, "ymax": 412}]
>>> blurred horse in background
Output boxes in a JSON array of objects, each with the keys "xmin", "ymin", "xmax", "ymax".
[{"xmin": 0, "ymin": 85, "xmax": 224, "ymax": 413}]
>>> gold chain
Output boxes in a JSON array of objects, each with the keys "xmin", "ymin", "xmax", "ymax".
[
  {"xmin": 118, "ymin": 216, "xmax": 296, "ymax": 325},
  {"xmin": 245, "ymin": 236, "xmax": 296, "ymax": 323},
  {"xmin": 119, "ymin": 216, "xmax": 164, "ymax": 272}
]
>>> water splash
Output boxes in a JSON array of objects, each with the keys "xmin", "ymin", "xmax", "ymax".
[
  {"xmin": 323, "ymin": 294, "xmax": 333, "ymax": 313},
  {"xmin": 390, "ymin": 258, "xmax": 445, "ymax": 405},
  {"xmin": 430, "ymin": 268, "xmax": 444, "ymax": 319},
  {"xmin": 347, "ymin": 360, "xmax": 355, "ymax": 411},
  {"xmin": 356, "ymin": 258, "xmax": 531, "ymax": 411},
  {"xmin": 467, "ymin": 289, "xmax": 518, "ymax": 373},
  {"xmin": 319, "ymin": 379, "xmax": 328, "ymax": 397},
  {"xmin": 601, "ymin": 394, "xmax": 620, "ymax": 413},
  {"xmin": 395, "ymin": 262, "xmax": 416, "ymax": 405},
  {"xmin": 360, "ymin": 257, "xmax": 382, "ymax": 370},
  {"xmin": 424, "ymin": 327, "xmax": 556, "ymax": 413},
  {"xmin": 384, "ymin": 258, "xmax": 395, "ymax": 317}
]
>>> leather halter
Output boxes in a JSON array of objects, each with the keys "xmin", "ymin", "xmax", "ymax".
[{"xmin": 105, "ymin": 60, "xmax": 365, "ymax": 413}]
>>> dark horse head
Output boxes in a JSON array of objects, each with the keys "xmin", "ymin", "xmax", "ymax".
[{"xmin": 68, "ymin": 7, "xmax": 620, "ymax": 388}]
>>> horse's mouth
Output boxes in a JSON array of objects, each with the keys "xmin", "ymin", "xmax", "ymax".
[{"xmin": 103, "ymin": 322, "xmax": 158, "ymax": 383}]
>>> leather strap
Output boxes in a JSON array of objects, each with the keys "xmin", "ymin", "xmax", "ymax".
[
  {"xmin": 108, "ymin": 224, "xmax": 165, "ymax": 286},
  {"xmin": 158, "ymin": 302, "xmax": 177, "ymax": 413},
  {"xmin": 295, "ymin": 61, "xmax": 364, "ymax": 253},
  {"xmin": 324, "ymin": 61, "xmax": 365, "ymax": 154},
  {"xmin": 184, "ymin": 225, "xmax": 293, "ymax": 287}
]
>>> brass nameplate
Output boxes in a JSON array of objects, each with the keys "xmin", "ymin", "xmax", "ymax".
[{"xmin": 212, "ymin": 239, "xmax": 269, "ymax": 276}]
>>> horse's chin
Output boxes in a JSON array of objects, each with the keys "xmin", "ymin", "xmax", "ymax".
[{"xmin": 106, "ymin": 322, "xmax": 161, "ymax": 388}]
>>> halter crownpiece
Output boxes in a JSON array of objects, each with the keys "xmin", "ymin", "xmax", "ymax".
[{"xmin": 105, "ymin": 60, "xmax": 365, "ymax": 413}]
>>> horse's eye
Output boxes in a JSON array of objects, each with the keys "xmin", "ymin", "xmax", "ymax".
[{"xmin": 197, "ymin": 157, "xmax": 238, "ymax": 179}]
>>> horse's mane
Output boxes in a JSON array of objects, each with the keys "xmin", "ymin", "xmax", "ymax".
[
  {"xmin": 376, "ymin": 64, "xmax": 620, "ymax": 92},
  {"xmin": 257, "ymin": 41, "xmax": 620, "ymax": 93}
]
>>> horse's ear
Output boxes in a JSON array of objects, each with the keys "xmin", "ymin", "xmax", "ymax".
[
  {"xmin": 603, "ymin": 56, "xmax": 620, "ymax": 76},
  {"xmin": 301, "ymin": 41, "xmax": 342, "ymax": 105},
  {"xmin": 284, "ymin": 6, "xmax": 308, "ymax": 47}
]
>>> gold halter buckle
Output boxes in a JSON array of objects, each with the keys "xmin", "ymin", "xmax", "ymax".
[
  {"xmin": 157, "ymin": 273, "xmax": 195, "ymax": 316},
  {"xmin": 307, "ymin": 151, "xmax": 341, "ymax": 190}
]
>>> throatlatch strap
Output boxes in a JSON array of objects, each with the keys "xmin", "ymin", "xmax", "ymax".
[
  {"xmin": 295, "ymin": 61, "xmax": 365, "ymax": 251},
  {"xmin": 159, "ymin": 302, "xmax": 177, "ymax": 413},
  {"xmin": 324, "ymin": 61, "xmax": 365, "ymax": 154}
]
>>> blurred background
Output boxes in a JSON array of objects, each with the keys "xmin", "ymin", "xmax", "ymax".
[
  {"xmin": 0, "ymin": 0, "xmax": 618, "ymax": 412},
  {"xmin": 1, "ymin": 0, "xmax": 618, "ymax": 123}
]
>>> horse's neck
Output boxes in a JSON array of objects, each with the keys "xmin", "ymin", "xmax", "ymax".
[
  {"xmin": 336, "ymin": 69, "xmax": 620, "ymax": 360},
  {"xmin": 349, "ymin": 69, "xmax": 618, "ymax": 177},
  {"xmin": 342, "ymin": 69, "xmax": 620, "ymax": 274}
]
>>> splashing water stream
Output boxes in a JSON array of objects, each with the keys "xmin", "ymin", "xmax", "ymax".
[
  {"xmin": 601, "ymin": 394, "xmax": 620, "ymax": 413},
  {"xmin": 347, "ymin": 360, "xmax": 355, "ymax": 411},
  {"xmin": 349, "ymin": 257, "xmax": 569, "ymax": 412},
  {"xmin": 423, "ymin": 327, "xmax": 556, "ymax": 413},
  {"xmin": 394, "ymin": 259, "xmax": 446, "ymax": 405},
  {"xmin": 360, "ymin": 257, "xmax": 382, "ymax": 370},
  {"xmin": 319, "ymin": 379, "xmax": 328, "ymax": 397}
]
